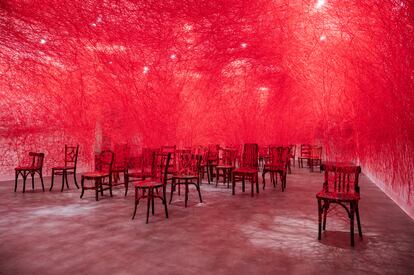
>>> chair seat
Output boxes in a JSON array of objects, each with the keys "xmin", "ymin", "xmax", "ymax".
[
  {"xmin": 82, "ymin": 171, "xmax": 110, "ymax": 178},
  {"xmin": 173, "ymin": 174, "xmax": 198, "ymax": 180},
  {"xmin": 112, "ymin": 166, "xmax": 127, "ymax": 172},
  {"xmin": 15, "ymin": 166, "xmax": 38, "ymax": 171},
  {"xmin": 263, "ymin": 164, "xmax": 285, "ymax": 171},
  {"xmin": 217, "ymin": 165, "xmax": 234, "ymax": 169},
  {"xmin": 134, "ymin": 179, "xmax": 163, "ymax": 188},
  {"xmin": 52, "ymin": 166, "xmax": 75, "ymax": 170},
  {"xmin": 233, "ymin": 167, "xmax": 257, "ymax": 174},
  {"xmin": 316, "ymin": 191, "xmax": 360, "ymax": 201}
]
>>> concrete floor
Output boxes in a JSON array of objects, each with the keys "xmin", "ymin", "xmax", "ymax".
[{"xmin": 0, "ymin": 166, "xmax": 413, "ymax": 275}]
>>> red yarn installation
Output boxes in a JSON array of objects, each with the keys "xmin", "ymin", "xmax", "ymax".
[{"xmin": 0, "ymin": 1, "xmax": 413, "ymax": 216}]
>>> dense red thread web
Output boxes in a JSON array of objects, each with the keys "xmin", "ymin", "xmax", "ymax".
[{"xmin": 0, "ymin": 1, "xmax": 413, "ymax": 212}]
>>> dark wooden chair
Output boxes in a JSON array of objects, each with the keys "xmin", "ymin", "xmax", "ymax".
[
  {"xmin": 110, "ymin": 144, "xmax": 129, "ymax": 195},
  {"xmin": 126, "ymin": 148, "xmax": 155, "ymax": 196},
  {"xmin": 132, "ymin": 152, "xmax": 171, "ymax": 224},
  {"xmin": 309, "ymin": 146, "xmax": 323, "ymax": 172},
  {"xmin": 298, "ymin": 144, "xmax": 311, "ymax": 168},
  {"xmin": 287, "ymin": 144, "xmax": 296, "ymax": 174},
  {"xmin": 216, "ymin": 148, "xmax": 237, "ymax": 188},
  {"xmin": 14, "ymin": 152, "xmax": 45, "ymax": 193},
  {"xmin": 258, "ymin": 145, "xmax": 270, "ymax": 170},
  {"xmin": 50, "ymin": 145, "xmax": 79, "ymax": 192},
  {"xmin": 262, "ymin": 146, "xmax": 289, "ymax": 191},
  {"xmin": 170, "ymin": 154, "xmax": 203, "ymax": 207},
  {"xmin": 80, "ymin": 150, "xmax": 114, "ymax": 201},
  {"xmin": 232, "ymin": 143, "xmax": 259, "ymax": 197},
  {"xmin": 316, "ymin": 163, "xmax": 362, "ymax": 246}
]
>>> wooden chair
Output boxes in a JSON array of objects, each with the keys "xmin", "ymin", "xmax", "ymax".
[
  {"xmin": 110, "ymin": 144, "xmax": 129, "ymax": 195},
  {"xmin": 132, "ymin": 152, "xmax": 171, "ymax": 223},
  {"xmin": 50, "ymin": 145, "xmax": 79, "ymax": 192},
  {"xmin": 14, "ymin": 152, "xmax": 45, "ymax": 193},
  {"xmin": 216, "ymin": 148, "xmax": 237, "ymax": 188},
  {"xmin": 262, "ymin": 146, "xmax": 289, "ymax": 191},
  {"xmin": 309, "ymin": 146, "xmax": 322, "ymax": 172},
  {"xmin": 316, "ymin": 163, "xmax": 362, "ymax": 246},
  {"xmin": 80, "ymin": 150, "xmax": 114, "ymax": 201},
  {"xmin": 232, "ymin": 143, "xmax": 259, "ymax": 197},
  {"xmin": 126, "ymin": 148, "xmax": 156, "ymax": 196},
  {"xmin": 258, "ymin": 145, "xmax": 270, "ymax": 170},
  {"xmin": 298, "ymin": 144, "xmax": 311, "ymax": 168},
  {"xmin": 287, "ymin": 144, "xmax": 296, "ymax": 173},
  {"xmin": 170, "ymin": 154, "xmax": 203, "ymax": 207}
]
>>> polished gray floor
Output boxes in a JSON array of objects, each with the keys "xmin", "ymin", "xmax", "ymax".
[{"xmin": 1, "ymin": 166, "xmax": 413, "ymax": 275}]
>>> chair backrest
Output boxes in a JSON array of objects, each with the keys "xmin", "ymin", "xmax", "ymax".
[
  {"xmin": 207, "ymin": 144, "xmax": 220, "ymax": 161},
  {"xmin": 300, "ymin": 144, "xmax": 311, "ymax": 157},
  {"xmin": 268, "ymin": 146, "xmax": 290, "ymax": 168},
  {"xmin": 95, "ymin": 150, "xmax": 114, "ymax": 173},
  {"xmin": 29, "ymin": 152, "xmax": 45, "ymax": 169},
  {"xmin": 220, "ymin": 148, "xmax": 238, "ymax": 166},
  {"xmin": 114, "ymin": 144, "xmax": 130, "ymax": 169},
  {"xmin": 241, "ymin": 143, "xmax": 259, "ymax": 168},
  {"xmin": 323, "ymin": 164, "xmax": 361, "ymax": 195},
  {"xmin": 259, "ymin": 145, "xmax": 269, "ymax": 158},
  {"xmin": 310, "ymin": 146, "xmax": 322, "ymax": 159},
  {"xmin": 161, "ymin": 145, "xmax": 176, "ymax": 167},
  {"xmin": 176, "ymin": 150, "xmax": 193, "ymax": 174},
  {"xmin": 288, "ymin": 144, "xmax": 296, "ymax": 158},
  {"xmin": 151, "ymin": 152, "xmax": 171, "ymax": 183},
  {"xmin": 64, "ymin": 145, "xmax": 79, "ymax": 168}
]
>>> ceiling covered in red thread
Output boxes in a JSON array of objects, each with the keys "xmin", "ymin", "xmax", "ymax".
[{"xmin": 0, "ymin": 1, "xmax": 413, "ymax": 214}]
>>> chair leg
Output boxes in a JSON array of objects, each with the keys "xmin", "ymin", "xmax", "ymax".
[
  {"xmin": 23, "ymin": 174, "xmax": 27, "ymax": 193},
  {"xmin": 318, "ymin": 199, "xmax": 322, "ymax": 240},
  {"xmin": 163, "ymin": 185, "xmax": 169, "ymax": 219},
  {"xmin": 146, "ymin": 188, "xmax": 151, "ymax": 224},
  {"xmin": 31, "ymin": 173, "xmax": 34, "ymax": 190},
  {"xmin": 95, "ymin": 180, "xmax": 99, "ymax": 201},
  {"xmin": 255, "ymin": 175, "xmax": 259, "ymax": 194},
  {"xmin": 65, "ymin": 172, "xmax": 69, "ymax": 189},
  {"xmin": 216, "ymin": 168, "xmax": 219, "ymax": 187},
  {"xmin": 61, "ymin": 172, "xmax": 65, "ymax": 192},
  {"xmin": 350, "ymin": 203, "xmax": 355, "ymax": 247},
  {"xmin": 242, "ymin": 176, "xmax": 245, "ymax": 192},
  {"xmin": 185, "ymin": 181, "xmax": 189, "ymax": 208},
  {"xmin": 39, "ymin": 171, "xmax": 45, "ymax": 192},
  {"xmin": 73, "ymin": 171, "xmax": 79, "ymax": 189},
  {"xmin": 196, "ymin": 178, "xmax": 203, "ymax": 203},
  {"xmin": 14, "ymin": 171, "xmax": 18, "ymax": 192},
  {"xmin": 50, "ymin": 170, "xmax": 55, "ymax": 191},
  {"xmin": 232, "ymin": 174, "xmax": 236, "ymax": 195},
  {"xmin": 132, "ymin": 187, "xmax": 139, "ymax": 220},
  {"xmin": 323, "ymin": 202, "xmax": 329, "ymax": 230},
  {"xmin": 355, "ymin": 204, "xmax": 363, "ymax": 238},
  {"xmin": 262, "ymin": 171, "xmax": 266, "ymax": 190},
  {"xmin": 151, "ymin": 196, "xmax": 155, "ymax": 216},
  {"xmin": 80, "ymin": 177, "xmax": 85, "ymax": 198},
  {"xmin": 170, "ymin": 179, "xmax": 175, "ymax": 204}
]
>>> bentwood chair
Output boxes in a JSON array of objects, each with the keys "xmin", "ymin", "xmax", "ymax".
[
  {"xmin": 232, "ymin": 143, "xmax": 259, "ymax": 197},
  {"xmin": 132, "ymin": 152, "xmax": 171, "ymax": 224},
  {"xmin": 110, "ymin": 144, "xmax": 130, "ymax": 195},
  {"xmin": 216, "ymin": 148, "xmax": 237, "ymax": 188},
  {"xmin": 298, "ymin": 144, "xmax": 311, "ymax": 168},
  {"xmin": 309, "ymin": 146, "xmax": 323, "ymax": 172},
  {"xmin": 316, "ymin": 163, "xmax": 362, "ymax": 246},
  {"xmin": 170, "ymin": 153, "xmax": 203, "ymax": 207},
  {"xmin": 50, "ymin": 145, "xmax": 79, "ymax": 192},
  {"xmin": 14, "ymin": 152, "xmax": 45, "ymax": 193},
  {"xmin": 126, "ymin": 148, "xmax": 156, "ymax": 196},
  {"xmin": 262, "ymin": 146, "xmax": 290, "ymax": 191},
  {"xmin": 80, "ymin": 150, "xmax": 114, "ymax": 201}
]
